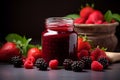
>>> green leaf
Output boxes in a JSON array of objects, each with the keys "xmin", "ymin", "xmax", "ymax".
[
  {"xmin": 5, "ymin": 33, "xmax": 23, "ymax": 42},
  {"xmin": 104, "ymin": 10, "xmax": 113, "ymax": 22},
  {"xmin": 22, "ymin": 38, "xmax": 32, "ymax": 56},
  {"xmin": 112, "ymin": 13, "xmax": 120, "ymax": 22},
  {"xmin": 65, "ymin": 14, "xmax": 80, "ymax": 19}
]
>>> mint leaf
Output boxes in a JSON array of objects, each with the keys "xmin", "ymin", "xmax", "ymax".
[
  {"xmin": 65, "ymin": 14, "xmax": 80, "ymax": 19},
  {"xmin": 104, "ymin": 10, "xmax": 113, "ymax": 22},
  {"xmin": 112, "ymin": 13, "xmax": 120, "ymax": 22},
  {"xmin": 5, "ymin": 33, "xmax": 23, "ymax": 42},
  {"xmin": 22, "ymin": 38, "xmax": 32, "ymax": 56}
]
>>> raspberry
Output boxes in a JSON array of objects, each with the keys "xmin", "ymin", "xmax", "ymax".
[
  {"xmin": 71, "ymin": 61, "xmax": 84, "ymax": 72},
  {"xmin": 91, "ymin": 61, "xmax": 103, "ymax": 71},
  {"xmin": 26, "ymin": 56, "xmax": 35, "ymax": 63},
  {"xmin": 49, "ymin": 59, "xmax": 59, "ymax": 69},
  {"xmin": 11, "ymin": 56, "xmax": 23, "ymax": 67},
  {"xmin": 98, "ymin": 56, "xmax": 109, "ymax": 69},
  {"xmin": 24, "ymin": 60, "xmax": 34, "ymax": 69},
  {"xmin": 81, "ymin": 56, "xmax": 92, "ymax": 69},
  {"xmin": 63, "ymin": 59, "xmax": 73, "ymax": 70},
  {"xmin": 77, "ymin": 50, "xmax": 89, "ymax": 60},
  {"xmin": 35, "ymin": 58, "xmax": 48, "ymax": 70}
]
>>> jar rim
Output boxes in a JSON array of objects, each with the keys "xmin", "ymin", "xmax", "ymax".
[
  {"xmin": 45, "ymin": 17, "xmax": 74, "ymax": 31},
  {"xmin": 46, "ymin": 17, "xmax": 73, "ymax": 25}
]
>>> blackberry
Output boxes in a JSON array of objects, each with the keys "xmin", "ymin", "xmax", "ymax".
[
  {"xmin": 11, "ymin": 56, "xmax": 23, "ymax": 67},
  {"xmin": 71, "ymin": 60, "xmax": 84, "ymax": 72},
  {"xmin": 98, "ymin": 57, "xmax": 109, "ymax": 69},
  {"xmin": 35, "ymin": 58, "xmax": 48, "ymax": 70},
  {"xmin": 63, "ymin": 59, "xmax": 73, "ymax": 70},
  {"xmin": 81, "ymin": 56, "xmax": 92, "ymax": 69}
]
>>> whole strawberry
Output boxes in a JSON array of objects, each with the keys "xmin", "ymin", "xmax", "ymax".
[
  {"xmin": 80, "ymin": 6, "xmax": 94, "ymax": 20},
  {"xmin": 27, "ymin": 47, "xmax": 42, "ymax": 60},
  {"xmin": 0, "ymin": 42, "xmax": 20, "ymax": 61},
  {"xmin": 86, "ymin": 10, "xmax": 104, "ymax": 24},
  {"xmin": 74, "ymin": 18, "xmax": 86, "ymax": 24},
  {"xmin": 78, "ymin": 36, "xmax": 91, "ymax": 52}
]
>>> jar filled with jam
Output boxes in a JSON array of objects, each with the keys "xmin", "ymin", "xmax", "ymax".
[{"xmin": 42, "ymin": 17, "xmax": 78, "ymax": 65}]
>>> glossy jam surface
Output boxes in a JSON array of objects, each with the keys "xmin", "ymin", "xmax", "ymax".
[{"xmin": 42, "ymin": 17, "xmax": 78, "ymax": 65}]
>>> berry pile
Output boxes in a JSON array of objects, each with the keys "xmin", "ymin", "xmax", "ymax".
[
  {"xmin": 62, "ymin": 48, "xmax": 109, "ymax": 72},
  {"xmin": 76, "ymin": 35, "xmax": 110, "ymax": 71},
  {"xmin": 9, "ymin": 35, "xmax": 111, "ymax": 72},
  {"xmin": 74, "ymin": 5, "xmax": 119, "ymax": 24}
]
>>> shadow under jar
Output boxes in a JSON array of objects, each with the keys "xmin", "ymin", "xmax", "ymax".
[
  {"xmin": 42, "ymin": 17, "xmax": 78, "ymax": 65},
  {"xmin": 74, "ymin": 22, "xmax": 119, "ymax": 52}
]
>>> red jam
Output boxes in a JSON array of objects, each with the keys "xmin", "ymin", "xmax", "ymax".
[{"xmin": 42, "ymin": 17, "xmax": 78, "ymax": 65}]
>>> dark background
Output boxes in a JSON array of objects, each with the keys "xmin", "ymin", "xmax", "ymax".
[{"xmin": 2, "ymin": 0, "xmax": 120, "ymax": 51}]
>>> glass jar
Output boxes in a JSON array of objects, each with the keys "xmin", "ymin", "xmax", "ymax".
[{"xmin": 41, "ymin": 17, "xmax": 78, "ymax": 65}]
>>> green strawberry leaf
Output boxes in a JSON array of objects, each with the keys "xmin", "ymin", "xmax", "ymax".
[
  {"xmin": 65, "ymin": 14, "xmax": 80, "ymax": 19},
  {"xmin": 112, "ymin": 13, "xmax": 120, "ymax": 22},
  {"xmin": 104, "ymin": 10, "xmax": 113, "ymax": 22}
]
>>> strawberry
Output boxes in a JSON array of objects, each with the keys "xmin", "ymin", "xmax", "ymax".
[
  {"xmin": 27, "ymin": 47, "xmax": 42, "ymax": 60},
  {"xmin": 24, "ymin": 60, "xmax": 34, "ymax": 69},
  {"xmin": 77, "ymin": 50, "xmax": 89, "ymax": 60},
  {"xmin": 78, "ymin": 36, "xmax": 91, "ymax": 52},
  {"xmin": 90, "ymin": 47, "xmax": 106, "ymax": 60},
  {"xmin": 74, "ymin": 18, "xmax": 86, "ymax": 24},
  {"xmin": 95, "ymin": 20, "xmax": 103, "ymax": 24},
  {"xmin": 91, "ymin": 61, "xmax": 103, "ymax": 71},
  {"xmin": 0, "ymin": 42, "xmax": 20, "ymax": 61},
  {"xmin": 86, "ymin": 10, "xmax": 104, "ymax": 24},
  {"xmin": 80, "ymin": 6, "xmax": 94, "ymax": 19},
  {"xmin": 49, "ymin": 59, "xmax": 59, "ymax": 69},
  {"xmin": 85, "ymin": 19, "xmax": 94, "ymax": 24}
]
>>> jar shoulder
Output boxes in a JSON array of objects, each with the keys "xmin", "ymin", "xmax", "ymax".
[{"xmin": 42, "ymin": 30, "xmax": 77, "ymax": 37}]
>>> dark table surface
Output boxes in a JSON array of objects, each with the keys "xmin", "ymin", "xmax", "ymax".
[{"xmin": 0, "ymin": 62, "xmax": 120, "ymax": 80}]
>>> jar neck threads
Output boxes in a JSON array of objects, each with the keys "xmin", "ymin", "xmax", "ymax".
[{"xmin": 46, "ymin": 17, "xmax": 74, "ymax": 31}]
